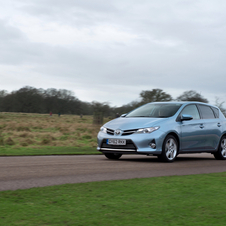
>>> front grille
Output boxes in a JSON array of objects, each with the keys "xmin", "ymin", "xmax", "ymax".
[
  {"xmin": 122, "ymin": 129, "xmax": 138, "ymax": 136},
  {"xmin": 101, "ymin": 139, "xmax": 137, "ymax": 151},
  {"xmin": 106, "ymin": 128, "xmax": 114, "ymax": 135},
  {"xmin": 105, "ymin": 128, "xmax": 138, "ymax": 136}
]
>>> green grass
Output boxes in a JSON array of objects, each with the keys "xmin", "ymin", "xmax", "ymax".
[
  {"xmin": 1, "ymin": 172, "xmax": 226, "ymax": 225},
  {"xmin": 0, "ymin": 146, "xmax": 99, "ymax": 156}
]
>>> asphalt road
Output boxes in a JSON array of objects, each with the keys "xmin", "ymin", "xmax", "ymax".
[{"xmin": 0, "ymin": 153, "xmax": 226, "ymax": 191}]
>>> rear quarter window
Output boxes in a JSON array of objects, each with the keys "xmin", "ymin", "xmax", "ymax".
[{"xmin": 211, "ymin": 107, "xmax": 219, "ymax": 118}]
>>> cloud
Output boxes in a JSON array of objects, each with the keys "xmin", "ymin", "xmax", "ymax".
[{"xmin": 0, "ymin": 0, "xmax": 226, "ymax": 106}]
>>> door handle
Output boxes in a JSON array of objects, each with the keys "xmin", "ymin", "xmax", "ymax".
[
  {"xmin": 217, "ymin": 123, "xmax": 221, "ymax": 127},
  {"xmin": 200, "ymin": 124, "xmax": 204, "ymax": 129}
]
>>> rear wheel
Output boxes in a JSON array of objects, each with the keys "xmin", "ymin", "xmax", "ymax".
[
  {"xmin": 214, "ymin": 136, "xmax": 226, "ymax": 160},
  {"xmin": 158, "ymin": 135, "xmax": 178, "ymax": 162},
  {"xmin": 104, "ymin": 153, "xmax": 122, "ymax": 160}
]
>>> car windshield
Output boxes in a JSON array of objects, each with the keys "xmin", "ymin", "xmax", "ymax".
[{"xmin": 126, "ymin": 103, "xmax": 182, "ymax": 118}]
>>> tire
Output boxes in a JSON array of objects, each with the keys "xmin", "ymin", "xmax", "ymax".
[
  {"xmin": 214, "ymin": 136, "xmax": 226, "ymax": 160},
  {"xmin": 158, "ymin": 135, "xmax": 178, "ymax": 162},
  {"xmin": 104, "ymin": 153, "xmax": 122, "ymax": 160}
]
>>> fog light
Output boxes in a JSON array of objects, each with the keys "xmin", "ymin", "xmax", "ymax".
[{"xmin": 149, "ymin": 143, "xmax": 156, "ymax": 149}]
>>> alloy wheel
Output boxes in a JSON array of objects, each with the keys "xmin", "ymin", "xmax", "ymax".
[
  {"xmin": 165, "ymin": 138, "xmax": 177, "ymax": 161},
  {"xmin": 221, "ymin": 138, "xmax": 226, "ymax": 158}
]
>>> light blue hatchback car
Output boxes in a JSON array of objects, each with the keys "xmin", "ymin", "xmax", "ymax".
[{"xmin": 97, "ymin": 102, "xmax": 226, "ymax": 162}]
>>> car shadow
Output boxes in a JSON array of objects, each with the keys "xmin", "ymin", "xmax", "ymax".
[
  {"xmin": 175, "ymin": 156, "xmax": 215, "ymax": 161},
  {"xmin": 101, "ymin": 155, "xmax": 215, "ymax": 163},
  {"xmin": 119, "ymin": 157, "xmax": 160, "ymax": 163}
]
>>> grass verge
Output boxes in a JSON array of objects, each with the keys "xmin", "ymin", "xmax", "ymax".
[
  {"xmin": 0, "ymin": 113, "xmax": 103, "ymax": 154},
  {"xmin": 0, "ymin": 146, "xmax": 99, "ymax": 156},
  {"xmin": 1, "ymin": 172, "xmax": 226, "ymax": 225}
]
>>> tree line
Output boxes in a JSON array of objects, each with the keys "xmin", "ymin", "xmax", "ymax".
[
  {"xmin": 0, "ymin": 87, "xmax": 86, "ymax": 115},
  {"xmin": 0, "ymin": 86, "xmax": 225, "ymax": 116}
]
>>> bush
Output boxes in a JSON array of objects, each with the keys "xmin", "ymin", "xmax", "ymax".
[
  {"xmin": 0, "ymin": 137, "xmax": 4, "ymax": 145},
  {"xmin": 5, "ymin": 137, "xmax": 15, "ymax": 145},
  {"xmin": 82, "ymin": 135, "xmax": 92, "ymax": 140},
  {"xmin": 17, "ymin": 126, "xmax": 31, "ymax": 132}
]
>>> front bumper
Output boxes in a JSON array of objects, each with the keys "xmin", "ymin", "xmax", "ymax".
[{"xmin": 97, "ymin": 129, "xmax": 166, "ymax": 155}]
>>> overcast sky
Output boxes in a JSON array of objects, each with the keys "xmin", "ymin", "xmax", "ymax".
[{"xmin": 0, "ymin": 0, "xmax": 226, "ymax": 106}]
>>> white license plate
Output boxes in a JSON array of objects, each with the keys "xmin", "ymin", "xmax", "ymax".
[{"xmin": 107, "ymin": 139, "xmax": 126, "ymax": 145}]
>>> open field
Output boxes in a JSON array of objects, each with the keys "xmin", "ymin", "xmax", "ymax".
[
  {"xmin": 1, "ymin": 113, "xmax": 226, "ymax": 225},
  {"xmin": 1, "ymin": 172, "xmax": 226, "ymax": 225},
  {"xmin": 0, "ymin": 113, "xmax": 106, "ymax": 155}
]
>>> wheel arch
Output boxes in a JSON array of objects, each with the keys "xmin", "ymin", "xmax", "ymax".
[
  {"xmin": 166, "ymin": 132, "xmax": 180, "ymax": 151},
  {"xmin": 214, "ymin": 133, "xmax": 226, "ymax": 160},
  {"xmin": 220, "ymin": 133, "xmax": 226, "ymax": 139},
  {"xmin": 218, "ymin": 133, "xmax": 226, "ymax": 147}
]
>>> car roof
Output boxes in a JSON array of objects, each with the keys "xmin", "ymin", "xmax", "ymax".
[{"xmin": 146, "ymin": 101, "xmax": 219, "ymax": 109}]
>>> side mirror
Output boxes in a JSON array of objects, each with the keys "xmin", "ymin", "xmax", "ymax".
[
  {"xmin": 181, "ymin": 114, "xmax": 193, "ymax": 121},
  {"xmin": 121, "ymin": 113, "xmax": 127, "ymax": 117}
]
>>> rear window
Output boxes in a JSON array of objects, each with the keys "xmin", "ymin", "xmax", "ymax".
[{"xmin": 198, "ymin": 105, "xmax": 215, "ymax": 119}]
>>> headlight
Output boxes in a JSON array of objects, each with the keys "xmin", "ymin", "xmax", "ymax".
[
  {"xmin": 136, "ymin": 126, "xmax": 160, "ymax": 134},
  {"xmin": 100, "ymin": 126, "xmax": 107, "ymax": 133}
]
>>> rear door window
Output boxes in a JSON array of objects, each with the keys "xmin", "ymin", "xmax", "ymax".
[{"xmin": 198, "ymin": 105, "xmax": 215, "ymax": 119}]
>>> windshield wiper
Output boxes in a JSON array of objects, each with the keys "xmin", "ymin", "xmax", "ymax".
[{"xmin": 127, "ymin": 116, "xmax": 155, "ymax": 118}]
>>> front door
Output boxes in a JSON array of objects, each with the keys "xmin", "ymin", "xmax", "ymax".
[{"xmin": 179, "ymin": 104, "xmax": 207, "ymax": 152}]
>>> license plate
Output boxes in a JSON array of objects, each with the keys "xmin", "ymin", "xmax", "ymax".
[{"xmin": 107, "ymin": 139, "xmax": 126, "ymax": 145}]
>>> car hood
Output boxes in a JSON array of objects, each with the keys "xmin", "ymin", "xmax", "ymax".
[{"xmin": 104, "ymin": 117, "xmax": 168, "ymax": 130}]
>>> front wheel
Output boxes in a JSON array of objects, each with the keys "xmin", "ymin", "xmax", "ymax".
[
  {"xmin": 158, "ymin": 135, "xmax": 178, "ymax": 162},
  {"xmin": 104, "ymin": 153, "xmax": 122, "ymax": 160},
  {"xmin": 214, "ymin": 136, "xmax": 226, "ymax": 160}
]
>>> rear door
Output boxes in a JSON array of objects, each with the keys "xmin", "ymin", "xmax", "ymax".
[{"xmin": 197, "ymin": 104, "xmax": 222, "ymax": 151}]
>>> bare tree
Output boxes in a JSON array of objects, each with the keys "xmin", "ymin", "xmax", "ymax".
[
  {"xmin": 176, "ymin": 90, "xmax": 208, "ymax": 103},
  {"xmin": 215, "ymin": 97, "xmax": 226, "ymax": 116},
  {"xmin": 0, "ymin": 90, "xmax": 8, "ymax": 112}
]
